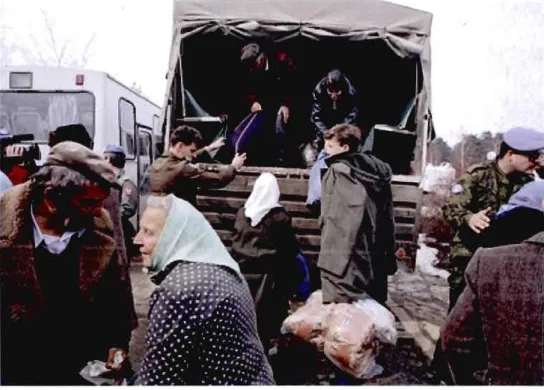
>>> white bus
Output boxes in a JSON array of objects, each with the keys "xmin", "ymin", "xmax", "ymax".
[{"xmin": 0, "ymin": 66, "xmax": 161, "ymax": 189}]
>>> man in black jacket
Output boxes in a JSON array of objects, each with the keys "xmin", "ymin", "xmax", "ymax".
[{"xmin": 311, "ymin": 69, "xmax": 360, "ymax": 151}]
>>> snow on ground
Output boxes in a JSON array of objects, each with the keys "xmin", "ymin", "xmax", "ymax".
[{"xmin": 416, "ymin": 235, "xmax": 450, "ymax": 280}]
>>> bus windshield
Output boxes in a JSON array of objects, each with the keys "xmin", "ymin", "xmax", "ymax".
[{"xmin": 0, "ymin": 91, "xmax": 95, "ymax": 141}]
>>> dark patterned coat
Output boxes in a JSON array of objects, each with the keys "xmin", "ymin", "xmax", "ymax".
[
  {"xmin": 0, "ymin": 183, "xmax": 138, "ymax": 385},
  {"xmin": 138, "ymin": 261, "xmax": 274, "ymax": 385},
  {"xmin": 441, "ymin": 232, "xmax": 544, "ymax": 385}
]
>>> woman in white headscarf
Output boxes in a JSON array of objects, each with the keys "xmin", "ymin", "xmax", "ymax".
[
  {"xmin": 231, "ymin": 172, "xmax": 302, "ymax": 353},
  {"xmin": 134, "ymin": 194, "xmax": 274, "ymax": 385}
]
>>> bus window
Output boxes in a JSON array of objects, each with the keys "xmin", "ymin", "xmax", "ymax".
[
  {"xmin": 119, "ymin": 98, "xmax": 136, "ymax": 159},
  {"xmin": 0, "ymin": 91, "xmax": 95, "ymax": 140},
  {"xmin": 139, "ymin": 132, "xmax": 153, "ymax": 158}
]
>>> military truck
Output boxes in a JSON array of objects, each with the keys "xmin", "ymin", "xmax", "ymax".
[{"xmin": 159, "ymin": 0, "xmax": 435, "ymax": 273}]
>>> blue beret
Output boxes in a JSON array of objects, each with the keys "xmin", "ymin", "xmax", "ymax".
[
  {"xmin": 104, "ymin": 144, "xmax": 126, "ymax": 156},
  {"xmin": 503, "ymin": 127, "xmax": 544, "ymax": 152}
]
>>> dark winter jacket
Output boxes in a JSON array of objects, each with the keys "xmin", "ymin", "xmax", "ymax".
[
  {"xmin": 310, "ymin": 75, "xmax": 359, "ymax": 141},
  {"xmin": 480, "ymin": 207, "xmax": 544, "ymax": 248},
  {"xmin": 231, "ymin": 207, "xmax": 300, "ymax": 347},
  {"xmin": 318, "ymin": 148, "xmax": 396, "ymax": 304},
  {"xmin": 244, "ymin": 50, "xmax": 297, "ymax": 111}
]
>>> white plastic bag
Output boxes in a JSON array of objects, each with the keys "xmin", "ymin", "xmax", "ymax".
[{"xmin": 355, "ymin": 298, "xmax": 397, "ymax": 345}]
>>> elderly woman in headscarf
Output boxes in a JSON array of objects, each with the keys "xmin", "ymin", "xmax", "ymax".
[
  {"xmin": 231, "ymin": 172, "xmax": 302, "ymax": 353},
  {"xmin": 134, "ymin": 195, "xmax": 274, "ymax": 385},
  {"xmin": 481, "ymin": 180, "xmax": 544, "ymax": 248}
]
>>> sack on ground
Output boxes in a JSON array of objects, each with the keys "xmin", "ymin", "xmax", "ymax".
[
  {"xmin": 355, "ymin": 298, "xmax": 397, "ymax": 345},
  {"xmin": 282, "ymin": 290, "xmax": 397, "ymax": 379},
  {"xmin": 281, "ymin": 290, "xmax": 333, "ymax": 349},
  {"xmin": 323, "ymin": 302, "xmax": 380, "ymax": 378}
]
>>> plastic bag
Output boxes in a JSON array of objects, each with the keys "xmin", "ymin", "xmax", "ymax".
[
  {"xmin": 281, "ymin": 291, "xmax": 333, "ymax": 350},
  {"xmin": 323, "ymin": 303, "xmax": 381, "ymax": 379},
  {"xmin": 355, "ymin": 298, "xmax": 397, "ymax": 345},
  {"xmin": 281, "ymin": 291, "xmax": 397, "ymax": 379}
]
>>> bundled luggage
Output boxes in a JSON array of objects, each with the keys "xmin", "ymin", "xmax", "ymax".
[{"xmin": 282, "ymin": 290, "xmax": 397, "ymax": 379}]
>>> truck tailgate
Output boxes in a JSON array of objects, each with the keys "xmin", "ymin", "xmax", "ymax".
[{"xmin": 197, "ymin": 166, "xmax": 422, "ymax": 272}]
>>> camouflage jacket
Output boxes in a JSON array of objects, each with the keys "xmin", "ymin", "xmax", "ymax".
[{"xmin": 443, "ymin": 161, "xmax": 533, "ymax": 259}]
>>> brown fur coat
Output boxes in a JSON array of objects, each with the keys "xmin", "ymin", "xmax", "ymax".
[{"xmin": 0, "ymin": 183, "xmax": 137, "ymax": 385}]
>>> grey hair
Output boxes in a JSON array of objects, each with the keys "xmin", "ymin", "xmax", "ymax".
[
  {"xmin": 146, "ymin": 194, "xmax": 174, "ymax": 213},
  {"xmin": 30, "ymin": 165, "xmax": 95, "ymax": 202}
]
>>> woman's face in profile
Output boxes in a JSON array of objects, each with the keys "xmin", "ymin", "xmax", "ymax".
[{"xmin": 134, "ymin": 206, "xmax": 167, "ymax": 267}]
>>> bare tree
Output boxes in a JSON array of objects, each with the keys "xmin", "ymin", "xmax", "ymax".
[
  {"xmin": 0, "ymin": 2, "xmax": 17, "ymax": 66},
  {"xmin": 10, "ymin": 8, "xmax": 96, "ymax": 68}
]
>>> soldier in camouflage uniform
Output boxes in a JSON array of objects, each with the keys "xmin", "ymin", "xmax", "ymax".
[
  {"xmin": 104, "ymin": 145, "xmax": 139, "ymax": 264},
  {"xmin": 444, "ymin": 127, "xmax": 544, "ymax": 312}
]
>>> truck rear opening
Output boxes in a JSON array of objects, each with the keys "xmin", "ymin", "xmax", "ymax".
[{"xmin": 162, "ymin": 0, "xmax": 434, "ymax": 271}]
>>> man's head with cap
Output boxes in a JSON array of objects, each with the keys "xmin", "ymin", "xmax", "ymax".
[
  {"xmin": 31, "ymin": 141, "xmax": 119, "ymax": 232},
  {"xmin": 498, "ymin": 126, "xmax": 544, "ymax": 174},
  {"xmin": 49, "ymin": 123, "xmax": 93, "ymax": 149},
  {"xmin": 103, "ymin": 144, "xmax": 127, "ymax": 172},
  {"xmin": 324, "ymin": 69, "xmax": 349, "ymax": 102}
]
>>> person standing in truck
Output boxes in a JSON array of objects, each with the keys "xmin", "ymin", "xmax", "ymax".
[
  {"xmin": 310, "ymin": 69, "xmax": 360, "ymax": 152},
  {"xmin": 318, "ymin": 124, "xmax": 396, "ymax": 305},
  {"xmin": 443, "ymin": 126, "xmax": 544, "ymax": 311},
  {"xmin": 237, "ymin": 42, "xmax": 297, "ymax": 166},
  {"xmin": 146, "ymin": 125, "xmax": 246, "ymax": 205}
]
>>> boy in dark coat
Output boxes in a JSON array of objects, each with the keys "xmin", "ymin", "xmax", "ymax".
[{"xmin": 318, "ymin": 124, "xmax": 396, "ymax": 304}]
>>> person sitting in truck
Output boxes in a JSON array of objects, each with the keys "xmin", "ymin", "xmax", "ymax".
[
  {"xmin": 236, "ymin": 42, "xmax": 296, "ymax": 166},
  {"xmin": 310, "ymin": 69, "xmax": 360, "ymax": 152},
  {"xmin": 318, "ymin": 124, "xmax": 396, "ymax": 306},
  {"xmin": 146, "ymin": 125, "xmax": 246, "ymax": 206},
  {"xmin": 231, "ymin": 172, "xmax": 303, "ymax": 354}
]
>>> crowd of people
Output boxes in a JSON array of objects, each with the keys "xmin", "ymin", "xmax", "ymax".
[{"xmin": 0, "ymin": 61, "xmax": 543, "ymax": 384}]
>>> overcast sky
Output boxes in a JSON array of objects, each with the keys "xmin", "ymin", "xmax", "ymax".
[{"xmin": 1, "ymin": 0, "xmax": 543, "ymax": 144}]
